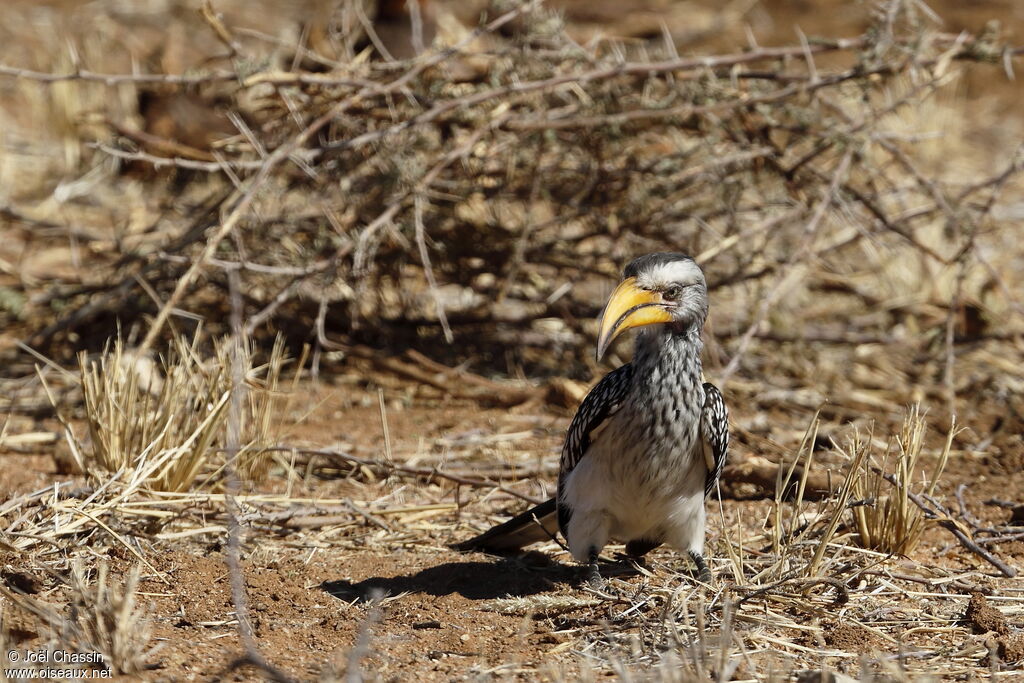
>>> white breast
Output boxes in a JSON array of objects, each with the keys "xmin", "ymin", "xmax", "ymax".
[{"xmin": 562, "ymin": 412, "xmax": 705, "ymax": 542}]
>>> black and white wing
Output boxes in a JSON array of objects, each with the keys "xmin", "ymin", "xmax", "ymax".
[
  {"xmin": 700, "ymin": 381, "xmax": 729, "ymax": 499},
  {"xmin": 557, "ymin": 363, "xmax": 634, "ymax": 532}
]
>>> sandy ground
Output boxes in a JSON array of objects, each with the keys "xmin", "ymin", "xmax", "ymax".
[{"xmin": 4, "ymin": 377, "xmax": 1024, "ymax": 680}]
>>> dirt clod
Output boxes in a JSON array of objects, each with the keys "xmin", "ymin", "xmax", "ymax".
[
  {"xmin": 965, "ymin": 592, "xmax": 1009, "ymax": 635},
  {"xmin": 822, "ymin": 621, "xmax": 882, "ymax": 654},
  {"xmin": 966, "ymin": 593, "xmax": 1024, "ymax": 664},
  {"xmin": 1001, "ymin": 634, "xmax": 1024, "ymax": 663},
  {"xmin": 1011, "ymin": 505, "xmax": 1024, "ymax": 525}
]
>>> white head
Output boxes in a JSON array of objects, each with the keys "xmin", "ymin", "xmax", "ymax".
[{"xmin": 596, "ymin": 253, "xmax": 709, "ymax": 359}]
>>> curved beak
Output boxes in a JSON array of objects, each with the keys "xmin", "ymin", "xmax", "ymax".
[{"xmin": 596, "ymin": 277, "xmax": 673, "ymax": 360}]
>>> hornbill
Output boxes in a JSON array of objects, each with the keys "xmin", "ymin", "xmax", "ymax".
[{"xmin": 453, "ymin": 252, "xmax": 729, "ymax": 585}]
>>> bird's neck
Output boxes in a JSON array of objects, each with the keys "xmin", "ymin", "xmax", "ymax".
[
  {"xmin": 626, "ymin": 326, "xmax": 705, "ymax": 447},
  {"xmin": 633, "ymin": 324, "xmax": 703, "ymax": 382}
]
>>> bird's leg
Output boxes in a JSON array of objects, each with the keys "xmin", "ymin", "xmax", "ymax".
[
  {"xmin": 689, "ymin": 551, "xmax": 712, "ymax": 584},
  {"xmin": 584, "ymin": 548, "xmax": 604, "ymax": 589}
]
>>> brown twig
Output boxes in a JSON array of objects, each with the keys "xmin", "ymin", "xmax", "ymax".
[
  {"xmin": 735, "ymin": 576, "xmax": 850, "ymax": 606},
  {"xmin": 877, "ymin": 471, "xmax": 1017, "ymax": 578},
  {"xmin": 223, "ymin": 269, "xmax": 295, "ymax": 683},
  {"xmin": 278, "ymin": 446, "xmax": 545, "ymax": 505}
]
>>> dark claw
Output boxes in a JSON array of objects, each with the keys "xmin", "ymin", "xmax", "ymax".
[{"xmin": 689, "ymin": 551, "xmax": 713, "ymax": 584}]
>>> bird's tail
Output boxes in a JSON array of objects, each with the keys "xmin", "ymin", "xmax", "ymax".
[{"xmin": 450, "ymin": 498, "xmax": 558, "ymax": 553}]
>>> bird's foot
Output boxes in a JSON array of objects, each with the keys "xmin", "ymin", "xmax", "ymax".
[
  {"xmin": 584, "ymin": 560, "xmax": 605, "ymax": 589},
  {"xmin": 583, "ymin": 566, "xmax": 627, "ymax": 599},
  {"xmin": 689, "ymin": 551, "xmax": 713, "ymax": 585},
  {"xmin": 581, "ymin": 548, "xmax": 608, "ymax": 589}
]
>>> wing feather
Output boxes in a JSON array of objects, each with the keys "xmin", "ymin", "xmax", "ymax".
[
  {"xmin": 556, "ymin": 364, "xmax": 634, "ymax": 532},
  {"xmin": 700, "ymin": 381, "xmax": 729, "ymax": 498}
]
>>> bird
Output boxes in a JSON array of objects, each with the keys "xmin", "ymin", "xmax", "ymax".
[{"xmin": 453, "ymin": 252, "xmax": 729, "ymax": 585}]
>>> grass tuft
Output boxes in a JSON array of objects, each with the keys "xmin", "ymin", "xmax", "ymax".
[
  {"xmin": 0, "ymin": 561, "xmax": 154, "ymax": 676},
  {"xmin": 66, "ymin": 560, "xmax": 154, "ymax": 675},
  {"xmin": 852, "ymin": 405, "xmax": 951, "ymax": 555},
  {"xmin": 47, "ymin": 333, "xmax": 301, "ymax": 493}
]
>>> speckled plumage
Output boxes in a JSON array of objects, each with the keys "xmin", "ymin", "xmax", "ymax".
[
  {"xmin": 452, "ymin": 253, "xmax": 729, "ymax": 582},
  {"xmin": 701, "ymin": 382, "xmax": 729, "ymax": 498},
  {"xmin": 558, "ymin": 321, "xmax": 721, "ymax": 566}
]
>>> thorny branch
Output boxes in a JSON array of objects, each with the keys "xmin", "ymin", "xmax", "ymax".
[{"xmin": 2, "ymin": 3, "xmax": 1021, "ymax": 406}]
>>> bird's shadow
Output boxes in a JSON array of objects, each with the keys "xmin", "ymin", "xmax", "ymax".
[{"xmin": 321, "ymin": 552, "xmax": 642, "ymax": 603}]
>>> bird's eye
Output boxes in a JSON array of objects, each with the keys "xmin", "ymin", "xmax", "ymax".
[{"xmin": 663, "ymin": 284, "xmax": 683, "ymax": 300}]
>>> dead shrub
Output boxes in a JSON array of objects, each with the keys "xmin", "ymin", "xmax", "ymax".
[{"xmin": 45, "ymin": 333, "xmax": 303, "ymax": 492}]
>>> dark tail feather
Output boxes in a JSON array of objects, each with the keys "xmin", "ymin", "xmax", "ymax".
[
  {"xmin": 451, "ymin": 498, "xmax": 558, "ymax": 553},
  {"xmin": 624, "ymin": 538, "xmax": 662, "ymax": 558}
]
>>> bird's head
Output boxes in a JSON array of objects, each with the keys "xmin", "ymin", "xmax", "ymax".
[{"xmin": 596, "ymin": 252, "xmax": 708, "ymax": 360}]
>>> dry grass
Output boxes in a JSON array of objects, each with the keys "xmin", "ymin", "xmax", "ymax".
[
  {"xmin": 852, "ymin": 406, "xmax": 952, "ymax": 555},
  {"xmin": 2, "ymin": 388, "xmax": 1021, "ymax": 679},
  {"xmin": 0, "ymin": 560, "xmax": 152, "ymax": 676},
  {"xmin": 44, "ymin": 333, "xmax": 302, "ymax": 493},
  {"xmin": 65, "ymin": 560, "xmax": 153, "ymax": 675}
]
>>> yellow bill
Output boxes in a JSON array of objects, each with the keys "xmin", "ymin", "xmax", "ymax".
[{"xmin": 596, "ymin": 277, "xmax": 672, "ymax": 360}]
